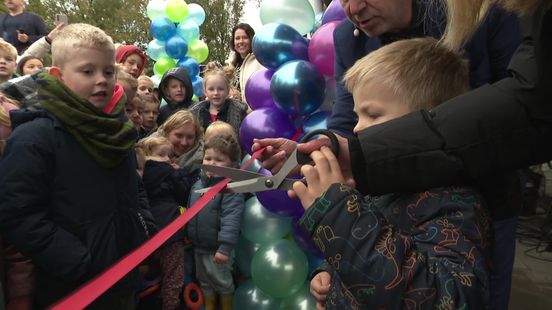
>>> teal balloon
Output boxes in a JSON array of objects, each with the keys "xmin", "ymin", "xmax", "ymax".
[
  {"xmin": 147, "ymin": 39, "xmax": 167, "ymax": 61},
  {"xmin": 251, "ymin": 239, "xmax": 309, "ymax": 298},
  {"xmin": 260, "ymin": 0, "xmax": 315, "ymax": 35},
  {"xmin": 150, "ymin": 17, "xmax": 176, "ymax": 41},
  {"xmin": 146, "ymin": 0, "xmax": 166, "ymax": 21},
  {"xmin": 271, "ymin": 60, "xmax": 325, "ymax": 116},
  {"xmin": 279, "ymin": 284, "xmax": 317, "ymax": 310},
  {"xmin": 252, "ymin": 23, "xmax": 308, "ymax": 70},
  {"xmin": 241, "ymin": 196, "xmax": 292, "ymax": 244},
  {"xmin": 241, "ymin": 154, "xmax": 262, "ymax": 173},
  {"xmin": 165, "ymin": 35, "xmax": 188, "ymax": 59},
  {"xmin": 187, "ymin": 3, "xmax": 206, "ymax": 26},
  {"xmin": 233, "ymin": 280, "xmax": 281, "ymax": 309},
  {"xmin": 235, "ymin": 236, "xmax": 262, "ymax": 276},
  {"xmin": 176, "ymin": 56, "xmax": 200, "ymax": 77},
  {"xmin": 177, "ymin": 20, "xmax": 200, "ymax": 42}
]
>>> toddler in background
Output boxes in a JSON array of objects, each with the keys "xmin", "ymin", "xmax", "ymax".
[{"xmin": 140, "ymin": 94, "xmax": 160, "ymax": 139}]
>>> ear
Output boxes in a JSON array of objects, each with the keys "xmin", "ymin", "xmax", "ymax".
[{"xmin": 48, "ymin": 67, "xmax": 63, "ymax": 80}]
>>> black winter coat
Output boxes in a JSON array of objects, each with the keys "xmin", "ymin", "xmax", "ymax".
[
  {"xmin": 142, "ymin": 160, "xmax": 198, "ymax": 246},
  {"xmin": 190, "ymin": 98, "xmax": 248, "ymax": 134},
  {"xmin": 350, "ymin": 4, "xmax": 551, "ymax": 201},
  {"xmin": 0, "ymin": 109, "xmax": 153, "ymax": 308}
]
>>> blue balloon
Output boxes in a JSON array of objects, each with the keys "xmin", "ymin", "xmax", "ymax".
[
  {"xmin": 271, "ymin": 60, "xmax": 325, "ymax": 116},
  {"xmin": 176, "ymin": 56, "xmax": 200, "ymax": 77},
  {"xmin": 176, "ymin": 20, "xmax": 200, "ymax": 42},
  {"xmin": 192, "ymin": 75, "xmax": 204, "ymax": 97},
  {"xmin": 147, "ymin": 39, "xmax": 167, "ymax": 61},
  {"xmin": 150, "ymin": 17, "xmax": 176, "ymax": 41},
  {"xmin": 165, "ymin": 35, "xmax": 188, "ymax": 59},
  {"xmin": 187, "ymin": 3, "xmax": 206, "ymax": 26},
  {"xmin": 253, "ymin": 23, "xmax": 309, "ymax": 70},
  {"xmin": 303, "ymin": 111, "xmax": 330, "ymax": 133}
]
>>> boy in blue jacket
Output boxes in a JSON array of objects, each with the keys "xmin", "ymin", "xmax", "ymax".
[
  {"xmin": 187, "ymin": 135, "xmax": 244, "ymax": 310},
  {"xmin": 0, "ymin": 23, "xmax": 152, "ymax": 308},
  {"xmin": 294, "ymin": 38, "xmax": 493, "ymax": 309}
]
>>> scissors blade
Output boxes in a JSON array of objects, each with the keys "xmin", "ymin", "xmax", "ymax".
[
  {"xmin": 201, "ymin": 164, "xmax": 264, "ymax": 181},
  {"xmin": 194, "ymin": 177, "xmax": 272, "ymax": 194}
]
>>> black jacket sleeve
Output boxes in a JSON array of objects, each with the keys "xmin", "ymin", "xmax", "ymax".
[{"xmin": 352, "ymin": 5, "xmax": 552, "ymax": 195}]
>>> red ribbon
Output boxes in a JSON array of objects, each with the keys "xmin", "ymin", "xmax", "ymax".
[{"xmin": 49, "ymin": 148, "xmax": 266, "ymax": 309}]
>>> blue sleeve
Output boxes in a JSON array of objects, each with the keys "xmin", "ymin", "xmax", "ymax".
[
  {"xmin": 217, "ymin": 193, "xmax": 245, "ymax": 255},
  {"xmin": 27, "ymin": 14, "xmax": 48, "ymax": 44}
]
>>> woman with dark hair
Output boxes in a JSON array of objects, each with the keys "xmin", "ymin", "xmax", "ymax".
[
  {"xmin": 228, "ymin": 23, "xmax": 263, "ymax": 106},
  {"xmin": 16, "ymin": 56, "xmax": 43, "ymax": 76}
]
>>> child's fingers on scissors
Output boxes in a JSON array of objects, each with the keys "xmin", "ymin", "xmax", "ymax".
[
  {"xmin": 320, "ymin": 146, "xmax": 344, "ymax": 182},
  {"xmin": 292, "ymin": 178, "xmax": 311, "ymax": 209}
]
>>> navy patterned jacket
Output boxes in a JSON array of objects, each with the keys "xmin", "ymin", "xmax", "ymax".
[{"xmin": 300, "ymin": 184, "xmax": 492, "ymax": 309}]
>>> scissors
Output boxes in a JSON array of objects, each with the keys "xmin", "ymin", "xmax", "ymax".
[{"xmin": 195, "ymin": 129, "xmax": 340, "ymax": 194}]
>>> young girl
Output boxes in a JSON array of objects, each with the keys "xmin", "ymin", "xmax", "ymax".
[
  {"xmin": 139, "ymin": 136, "xmax": 198, "ymax": 310},
  {"xmin": 190, "ymin": 62, "xmax": 248, "ymax": 136},
  {"xmin": 16, "ymin": 56, "xmax": 44, "ymax": 76}
]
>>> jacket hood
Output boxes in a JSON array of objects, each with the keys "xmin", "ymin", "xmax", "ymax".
[
  {"xmin": 158, "ymin": 67, "xmax": 194, "ymax": 107},
  {"xmin": 9, "ymin": 108, "xmax": 50, "ymax": 130},
  {"xmin": 115, "ymin": 45, "xmax": 147, "ymax": 77}
]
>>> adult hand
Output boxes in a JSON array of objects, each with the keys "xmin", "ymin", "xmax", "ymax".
[
  {"xmin": 213, "ymin": 252, "xmax": 229, "ymax": 264},
  {"xmin": 16, "ymin": 30, "xmax": 28, "ymax": 43},
  {"xmin": 47, "ymin": 22, "xmax": 66, "ymax": 42},
  {"xmin": 310, "ymin": 271, "xmax": 331, "ymax": 310},
  {"xmin": 293, "ymin": 146, "xmax": 345, "ymax": 209},
  {"xmin": 252, "ymin": 137, "xmax": 297, "ymax": 173}
]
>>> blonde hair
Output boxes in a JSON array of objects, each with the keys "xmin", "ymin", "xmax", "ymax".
[
  {"xmin": 203, "ymin": 62, "xmax": 232, "ymax": 91},
  {"xmin": 137, "ymin": 136, "xmax": 173, "ymax": 156},
  {"xmin": 158, "ymin": 109, "xmax": 204, "ymax": 145},
  {"xmin": 437, "ymin": 0, "xmax": 549, "ymax": 50},
  {"xmin": 51, "ymin": 23, "xmax": 115, "ymax": 68},
  {"xmin": 204, "ymin": 135, "xmax": 241, "ymax": 165},
  {"xmin": 204, "ymin": 121, "xmax": 237, "ymax": 142},
  {"xmin": 141, "ymin": 94, "xmax": 160, "ymax": 109},
  {"xmin": 138, "ymin": 75, "xmax": 153, "ymax": 84},
  {"xmin": 344, "ymin": 37, "xmax": 469, "ymax": 111},
  {"xmin": 0, "ymin": 40, "xmax": 17, "ymax": 60},
  {"xmin": 0, "ymin": 94, "xmax": 20, "ymax": 127}
]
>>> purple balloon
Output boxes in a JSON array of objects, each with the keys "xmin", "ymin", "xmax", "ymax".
[
  {"xmin": 322, "ymin": 0, "xmax": 347, "ymax": 25},
  {"xmin": 256, "ymin": 168, "xmax": 304, "ymax": 218},
  {"xmin": 239, "ymin": 108, "xmax": 297, "ymax": 154},
  {"xmin": 292, "ymin": 220, "xmax": 323, "ymax": 257},
  {"xmin": 308, "ymin": 21, "xmax": 339, "ymax": 77},
  {"xmin": 244, "ymin": 68, "xmax": 277, "ymax": 110}
]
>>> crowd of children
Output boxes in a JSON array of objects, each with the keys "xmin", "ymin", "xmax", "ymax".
[{"xmin": 0, "ymin": 5, "xmax": 526, "ymax": 309}]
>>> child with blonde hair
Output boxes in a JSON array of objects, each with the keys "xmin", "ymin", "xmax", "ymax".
[
  {"xmin": 139, "ymin": 94, "xmax": 160, "ymax": 139},
  {"xmin": 190, "ymin": 62, "xmax": 248, "ymax": 135},
  {"xmin": 139, "ymin": 135, "xmax": 198, "ymax": 310},
  {"xmin": 297, "ymin": 37, "xmax": 492, "ymax": 309},
  {"xmin": 204, "ymin": 120, "xmax": 237, "ymax": 142},
  {"xmin": 0, "ymin": 40, "xmax": 17, "ymax": 83},
  {"xmin": 137, "ymin": 75, "xmax": 154, "ymax": 97},
  {"xmin": 0, "ymin": 23, "xmax": 153, "ymax": 308},
  {"xmin": 117, "ymin": 66, "xmax": 138, "ymax": 101},
  {"xmin": 187, "ymin": 135, "xmax": 244, "ymax": 310}
]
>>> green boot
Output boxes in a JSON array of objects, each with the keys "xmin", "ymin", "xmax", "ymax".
[{"xmin": 220, "ymin": 294, "xmax": 233, "ymax": 310}]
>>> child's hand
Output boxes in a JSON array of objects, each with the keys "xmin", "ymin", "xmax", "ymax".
[
  {"xmin": 171, "ymin": 162, "xmax": 180, "ymax": 169},
  {"xmin": 292, "ymin": 146, "xmax": 345, "ymax": 209},
  {"xmin": 311, "ymin": 271, "xmax": 331, "ymax": 310},
  {"xmin": 213, "ymin": 252, "xmax": 229, "ymax": 265}
]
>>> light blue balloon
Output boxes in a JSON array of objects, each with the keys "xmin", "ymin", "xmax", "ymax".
[
  {"xmin": 176, "ymin": 56, "xmax": 200, "ymax": 77},
  {"xmin": 235, "ymin": 236, "xmax": 262, "ymax": 276},
  {"xmin": 253, "ymin": 23, "xmax": 309, "ymax": 70},
  {"xmin": 191, "ymin": 75, "xmax": 204, "ymax": 97},
  {"xmin": 165, "ymin": 35, "xmax": 189, "ymax": 59},
  {"xmin": 271, "ymin": 60, "xmax": 325, "ymax": 116},
  {"xmin": 233, "ymin": 280, "xmax": 281, "ymax": 310},
  {"xmin": 150, "ymin": 17, "xmax": 176, "ymax": 41},
  {"xmin": 187, "ymin": 3, "xmax": 206, "ymax": 26},
  {"xmin": 177, "ymin": 20, "xmax": 200, "ymax": 42},
  {"xmin": 241, "ymin": 196, "xmax": 292, "ymax": 244},
  {"xmin": 240, "ymin": 154, "xmax": 262, "ymax": 173},
  {"xmin": 146, "ymin": 0, "xmax": 166, "ymax": 21},
  {"xmin": 147, "ymin": 39, "xmax": 167, "ymax": 61},
  {"xmin": 150, "ymin": 74, "xmax": 162, "ymax": 89}
]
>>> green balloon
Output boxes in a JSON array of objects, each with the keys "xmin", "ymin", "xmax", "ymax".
[
  {"xmin": 251, "ymin": 239, "xmax": 309, "ymax": 298},
  {"xmin": 260, "ymin": 0, "xmax": 315, "ymax": 35},
  {"xmin": 234, "ymin": 280, "xmax": 281, "ymax": 309},
  {"xmin": 241, "ymin": 196, "xmax": 292, "ymax": 244},
  {"xmin": 235, "ymin": 236, "xmax": 262, "ymax": 276},
  {"xmin": 186, "ymin": 39, "xmax": 209, "ymax": 63},
  {"xmin": 279, "ymin": 284, "xmax": 317, "ymax": 310},
  {"xmin": 165, "ymin": 0, "xmax": 189, "ymax": 23},
  {"xmin": 154, "ymin": 56, "xmax": 176, "ymax": 76}
]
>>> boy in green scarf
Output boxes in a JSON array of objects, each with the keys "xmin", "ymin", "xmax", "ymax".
[{"xmin": 0, "ymin": 23, "xmax": 153, "ymax": 309}]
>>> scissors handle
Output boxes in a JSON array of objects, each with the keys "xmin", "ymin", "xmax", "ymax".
[{"xmin": 296, "ymin": 129, "xmax": 340, "ymax": 164}]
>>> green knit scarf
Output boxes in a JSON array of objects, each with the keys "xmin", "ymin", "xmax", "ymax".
[{"xmin": 37, "ymin": 72, "xmax": 137, "ymax": 168}]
